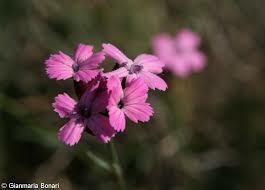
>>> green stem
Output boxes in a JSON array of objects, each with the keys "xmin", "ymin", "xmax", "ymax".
[
  {"xmin": 85, "ymin": 150, "xmax": 112, "ymax": 172},
  {"xmin": 75, "ymin": 145, "xmax": 112, "ymax": 172},
  {"xmin": 110, "ymin": 141, "xmax": 127, "ymax": 190}
]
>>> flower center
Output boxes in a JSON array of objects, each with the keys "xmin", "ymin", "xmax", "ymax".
[
  {"xmin": 80, "ymin": 107, "xmax": 91, "ymax": 118},
  {"xmin": 72, "ymin": 63, "xmax": 80, "ymax": 72},
  {"xmin": 118, "ymin": 100, "xmax": 124, "ymax": 109},
  {"xmin": 129, "ymin": 64, "xmax": 143, "ymax": 74}
]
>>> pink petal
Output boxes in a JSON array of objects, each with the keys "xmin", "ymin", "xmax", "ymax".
[
  {"xmin": 102, "ymin": 43, "xmax": 129, "ymax": 64},
  {"xmin": 103, "ymin": 67, "xmax": 129, "ymax": 78},
  {"xmin": 74, "ymin": 44, "xmax": 93, "ymax": 63},
  {"xmin": 107, "ymin": 76, "xmax": 123, "ymax": 106},
  {"xmin": 87, "ymin": 114, "xmax": 116, "ymax": 143},
  {"xmin": 138, "ymin": 71, "xmax": 167, "ymax": 91},
  {"xmin": 74, "ymin": 52, "xmax": 104, "ymax": 82},
  {"xmin": 45, "ymin": 51, "xmax": 74, "ymax": 80},
  {"xmin": 78, "ymin": 52, "xmax": 105, "ymax": 68},
  {"xmin": 126, "ymin": 73, "xmax": 139, "ymax": 84},
  {"xmin": 90, "ymin": 79, "xmax": 109, "ymax": 113},
  {"xmin": 108, "ymin": 106, "xmax": 126, "ymax": 132},
  {"xmin": 126, "ymin": 74, "xmax": 137, "ymax": 84},
  {"xmin": 168, "ymin": 57, "xmax": 192, "ymax": 78},
  {"xmin": 123, "ymin": 78, "xmax": 148, "ymax": 104},
  {"xmin": 134, "ymin": 54, "xmax": 165, "ymax": 74},
  {"xmin": 73, "ymin": 70, "xmax": 99, "ymax": 82},
  {"xmin": 122, "ymin": 78, "xmax": 153, "ymax": 123},
  {"xmin": 91, "ymin": 92, "xmax": 108, "ymax": 113},
  {"xmin": 190, "ymin": 51, "xmax": 207, "ymax": 72},
  {"xmin": 58, "ymin": 118, "xmax": 85, "ymax": 146},
  {"xmin": 79, "ymin": 80, "xmax": 100, "ymax": 108},
  {"xmin": 52, "ymin": 93, "xmax": 77, "ymax": 118},
  {"xmin": 123, "ymin": 103, "xmax": 153, "ymax": 123},
  {"xmin": 175, "ymin": 29, "xmax": 201, "ymax": 50},
  {"xmin": 152, "ymin": 34, "xmax": 176, "ymax": 63}
]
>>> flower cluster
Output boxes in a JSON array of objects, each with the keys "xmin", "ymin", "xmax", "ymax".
[
  {"xmin": 152, "ymin": 29, "xmax": 207, "ymax": 78},
  {"xmin": 45, "ymin": 43, "xmax": 167, "ymax": 146}
]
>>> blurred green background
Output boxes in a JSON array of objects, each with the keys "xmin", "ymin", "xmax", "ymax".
[{"xmin": 1, "ymin": 0, "xmax": 265, "ymax": 189}]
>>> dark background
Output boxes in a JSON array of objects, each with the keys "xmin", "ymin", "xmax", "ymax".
[{"xmin": 0, "ymin": 0, "xmax": 265, "ymax": 189}]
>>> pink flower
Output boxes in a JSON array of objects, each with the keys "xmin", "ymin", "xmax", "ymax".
[
  {"xmin": 102, "ymin": 43, "xmax": 167, "ymax": 91},
  {"xmin": 45, "ymin": 44, "xmax": 105, "ymax": 82},
  {"xmin": 152, "ymin": 29, "xmax": 207, "ymax": 78},
  {"xmin": 52, "ymin": 77, "xmax": 115, "ymax": 146},
  {"xmin": 107, "ymin": 76, "xmax": 153, "ymax": 132}
]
